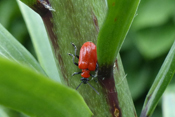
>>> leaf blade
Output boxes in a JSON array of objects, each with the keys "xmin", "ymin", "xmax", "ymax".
[
  {"xmin": 0, "ymin": 23, "xmax": 45, "ymax": 75},
  {"xmin": 17, "ymin": 0, "xmax": 61, "ymax": 82},
  {"xmin": 0, "ymin": 57, "xmax": 92, "ymax": 117},
  {"xmin": 97, "ymin": 0, "xmax": 140, "ymax": 65},
  {"xmin": 140, "ymin": 41, "xmax": 175, "ymax": 117}
]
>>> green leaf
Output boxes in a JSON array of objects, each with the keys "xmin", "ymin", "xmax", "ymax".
[
  {"xmin": 0, "ymin": 57, "xmax": 92, "ymax": 117},
  {"xmin": 17, "ymin": 1, "xmax": 61, "ymax": 82},
  {"xmin": 97, "ymin": 0, "xmax": 140, "ymax": 65},
  {"xmin": 140, "ymin": 41, "xmax": 175, "ymax": 117},
  {"xmin": 162, "ymin": 85, "xmax": 175, "ymax": 117},
  {"xmin": 0, "ymin": 23, "xmax": 45, "ymax": 75}
]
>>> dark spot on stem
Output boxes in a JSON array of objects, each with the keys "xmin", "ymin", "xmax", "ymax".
[
  {"xmin": 147, "ymin": 94, "xmax": 152, "ymax": 101},
  {"xmin": 114, "ymin": 17, "xmax": 117, "ymax": 22},
  {"xmin": 98, "ymin": 65, "xmax": 122, "ymax": 117},
  {"xmin": 92, "ymin": 11, "xmax": 99, "ymax": 32},
  {"xmin": 140, "ymin": 105, "xmax": 148, "ymax": 117},
  {"xmin": 114, "ymin": 106, "xmax": 120, "ymax": 117},
  {"xmin": 112, "ymin": 2, "xmax": 115, "ymax": 6},
  {"xmin": 140, "ymin": 94, "xmax": 152, "ymax": 117},
  {"xmin": 115, "ymin": 59, "xmax": 119, "ymax": 71}
]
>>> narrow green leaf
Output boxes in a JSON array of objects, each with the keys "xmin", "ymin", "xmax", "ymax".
[
  {"xmin": 17, "ymin": 0, "xmax": 61, "ymax": 82},
  {"xmin": 0, "ymin": 57, "xmax": 92, "ymax": 117},
  {"xmin": 0, "ymin": 23, "xmax": 45, "ymax": 75},
  {"xmin": 140, "ymin": 41, "xmax": 175, "ymax": 117},
  {"xmin": 97, "ymin": 0, "xmax": 140, "ymax": 65}
]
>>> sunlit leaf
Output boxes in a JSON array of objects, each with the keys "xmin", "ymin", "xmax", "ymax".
[
  {"xmin": 0, "ymin": 57, "xmax": 92, "ymax": 117},
  {"xmin": 17, "ymin": 1, "xmax": 61, "ymax": 82},
  {"xmin": 0, "ymin": 23, "xmax": 45, "ymax": 75}
]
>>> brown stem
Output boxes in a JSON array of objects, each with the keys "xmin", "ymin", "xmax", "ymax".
[
  {"xmin": 98, "ymin": 65, "xmax": 121, "ymax": 117},
  {"xmin": 30, "ymin": 0, "xmax": 67, "ymax": 82}
]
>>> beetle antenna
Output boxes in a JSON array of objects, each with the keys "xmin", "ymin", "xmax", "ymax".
[
  {"xmin": 87, "ymin": 82, "xmax": 99, "ymax": 95},
  {"xmin": 76, "ymin": 82, "xmax": 83, "ymax": 90}
]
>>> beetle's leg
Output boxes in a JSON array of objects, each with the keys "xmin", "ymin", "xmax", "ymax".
[
  {"xmin": 90, "ymin": 74, "xmax": 98, "ymax": 83},
  {"xmin": 68, "ymin": 53, "xmax": 78, "ymax": 66},
  {"xmin": 76, "ymin": 82, "xmax": 83, "ymax": 90},
  {"xmin": 71, "ymin": 43, "xmax": 79, "ymax": 59},
  {"xmin": 87, "ymin": 82, "xmax": 99, "ymax": 95},
  {"xmin": 75, "ymin": 55, "xmax": 79, "ymax": 59},
  {"xmin": 95, "ymin": 63, "xmax": 98, "ymax": 74},
  {"xmin": 90, "ymin": 74, "xmax": 96, "ymax": 77},
  {"xmin": 72, "ymin": 72, "xmax": 82, "ymax": 76}
]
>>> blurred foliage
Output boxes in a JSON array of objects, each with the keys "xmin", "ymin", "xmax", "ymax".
[
  {"xmin": 0, "ymin": 0, "xmax": 27, "ymax": 43},
  {"xmin": 0, "ymin": 0, "xmax": 36, "ymax": 58},
  {"xmin": 0, "ymin": 0, "xmax": 174, "ymax": 117},
  {"xmin": 121, "ymin": 0, "xmax": 175, "ymax": 116}
]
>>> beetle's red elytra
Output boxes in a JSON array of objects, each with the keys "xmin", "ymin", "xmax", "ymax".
[
  {"xmin": 78, "ymin": 42, "xmax": 97, "ymax": 78},
  {"xmin": 68, "ymin": 42, "xmax": 99, "ymax": 94}
]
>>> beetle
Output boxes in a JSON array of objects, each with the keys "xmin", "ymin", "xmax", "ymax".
[{"xmin": 68, "ymin": 42, "xmax": 99, "ymax": 94}]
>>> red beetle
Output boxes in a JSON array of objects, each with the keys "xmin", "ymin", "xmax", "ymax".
[{"xmin": 68, "ymin": 42, "xmax": 99, "ymax": 94}]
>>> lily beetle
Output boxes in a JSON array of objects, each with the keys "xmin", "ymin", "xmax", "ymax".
[{"xmin": 68, "ymin": 42, "xmax": 99, "ymax": 94}]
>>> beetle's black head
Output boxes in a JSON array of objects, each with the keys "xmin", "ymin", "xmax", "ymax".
[
  {"xmin": 81, "ymin": 78, "xmax": 89, "ymax": 84},
  {"xmin": 76, "ymin": 78, "xmax": 99, "ymax": 95}
]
